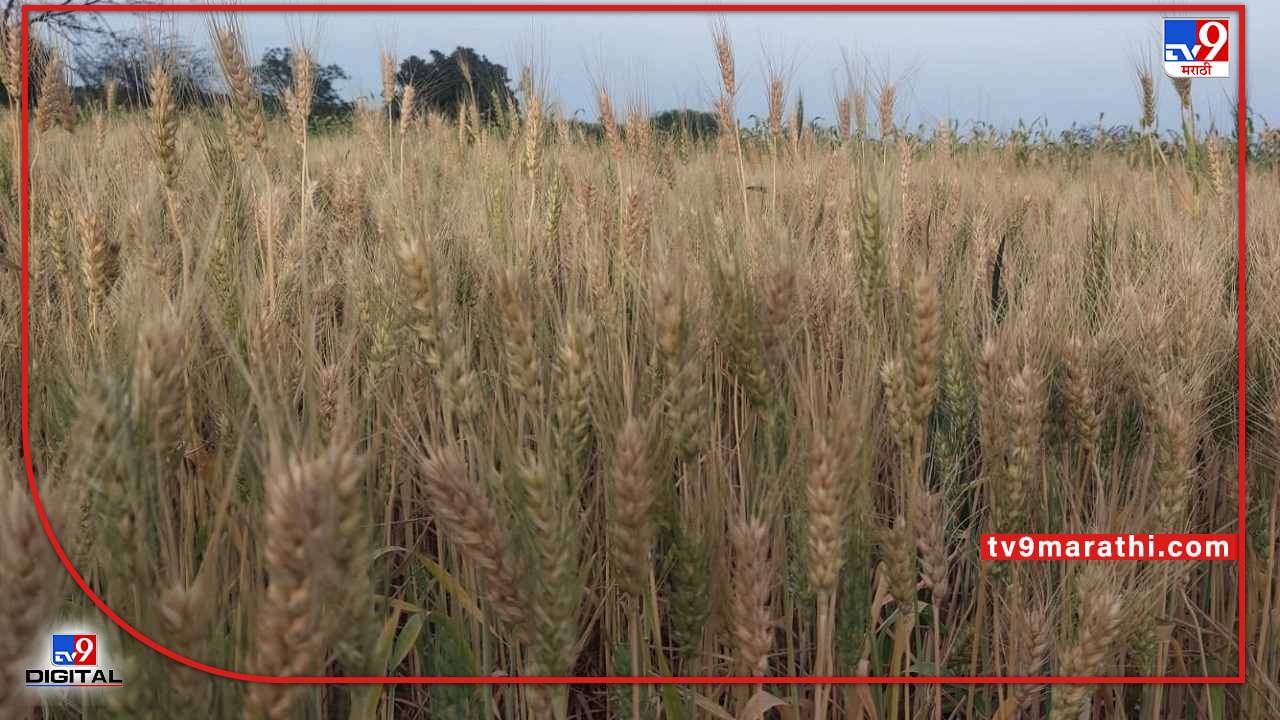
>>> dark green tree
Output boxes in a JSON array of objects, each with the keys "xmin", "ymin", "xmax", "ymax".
[
  {"xmin": 253, "ymin": 46, "xmax": 350, "ymax": 119},
  {"xmin": 651, "ymin": 109, "xmax": 720, "ymax": 140},
  {"xmin": 396, "ymin": 47, "xmax": 516, "ymax": 124}
]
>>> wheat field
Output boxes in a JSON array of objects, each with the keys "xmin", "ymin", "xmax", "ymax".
[{"xmin": 1, "ymin": 17, "xmax": 1278, "ymax": 720}]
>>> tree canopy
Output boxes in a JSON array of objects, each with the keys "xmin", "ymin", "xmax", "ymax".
[
  {"xmin": 69, "ymin": 30, "xmax": 215, "ymax": 106},
  {"xmin": 396, "ymin": 47, "xmax": 516, "ymax": 124},
  {"xmin": 254, "ymin": 46, "xmax": 350, "ymax": 119},
  {"xmin": 651, "ymin": 109, "xmax": 720, "ymax": 139}
]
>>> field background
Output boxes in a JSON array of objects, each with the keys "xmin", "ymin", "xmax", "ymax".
[{"xmin": 2, "ymin": 14, "xmax": 1279, "ymax": 720}]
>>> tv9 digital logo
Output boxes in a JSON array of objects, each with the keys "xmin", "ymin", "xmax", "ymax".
[
  {"xmin": 51, "ymin": 634, "xmax": 97, "ymax": 666},
  {"xmin": 1164, "ymin": 18, "xmax": 1229, "ymax": 78},
  {"xmin": 25, "ymin": 631, "xmax": 125, "ymax": 690}
]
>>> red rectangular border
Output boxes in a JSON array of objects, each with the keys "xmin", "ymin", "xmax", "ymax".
[{"xmin": 18, "ymin": 2, "xmax": 1248, "ymax": 686}]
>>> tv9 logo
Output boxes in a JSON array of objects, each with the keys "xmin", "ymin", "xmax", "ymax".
[
  {"xmin": 23, "ymin": 627, "xmax": 124, "ymax": 691},
  {"xmin": 1164, "ymin": 18, "xmax": 1230, "ymax": 78},
  {"xmin": 51, "ymin": 634, "xmax": 97, "ymax": 666}
]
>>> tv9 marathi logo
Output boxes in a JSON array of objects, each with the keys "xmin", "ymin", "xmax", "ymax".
[{"xmin": 1164, "ymin": 18, "xmax": 1229, "ymax": 78}]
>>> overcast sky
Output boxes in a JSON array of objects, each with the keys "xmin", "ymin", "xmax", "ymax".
[{"xmin": 127, "ymin": 1, "xmax": 1275, "ymax": 134}]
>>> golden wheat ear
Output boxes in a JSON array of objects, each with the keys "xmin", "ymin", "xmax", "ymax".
[
  {"xmin": 417, "ymin": 444, "xmax": 528, "ymax": 637},
  {"xmin": 728, "ymin": 515, "xmax": 774, "ymax": 676},
  {"xmin": 608, "ymin": 416, "xmax": 653, "ymax": 600},
  {"xmin": 211, "ymin": 22, "xmax": 267, "ymax": 155},
  {"xmin": 244, "ymin": 449, "xmax": 340, "ymax": 720},
  {"xmin": 0, "ymin": 462, "xmax": 67, "ymax": 719}
]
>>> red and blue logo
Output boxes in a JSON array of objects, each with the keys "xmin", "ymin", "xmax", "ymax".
[
  {"xmin": 1164, "ymin": 18, "xmax": 1230, "ymax": 78},
  {"xmin": 51, "ymin": 634, "xmax": 97, "ymax": 666},
  {"xmin": 26, "ymin": 632, "xmax": 123, "ymax": 689}
]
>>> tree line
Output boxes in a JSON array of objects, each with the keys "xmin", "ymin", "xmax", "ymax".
[
  {"xmin": 7, "ymin": 26, "xmax": 730, "ymax": 142},
  {"xmin": 6, "ymin": 29, "xmax": 525, "ymax": 125}
]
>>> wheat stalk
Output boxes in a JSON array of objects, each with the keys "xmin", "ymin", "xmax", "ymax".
[
  {"xmin": 499, "ymin": 269, "xmax": 543, "ymax": 414},
  {"xmin": 729, "ymin": 516, "xmax": 773, "ymax": 676},
  {"xmin": 157, "ymin": 577, "xmax": 212, "ymax": 707},
  {"xmin": 285, "ymin": 47, "xmax": 315, "ymax": 148},
  {"xmin": 35, "ymin": 47, "xmax": 74, "ymax": 133},
  {"xmin": 132, "ymin": 303, "xmax": 186, "ymax": 447},
  {"xmin": 212, "ymin": 23, "xmax": 267, "ymax": 155},
  {"xmin": 609, "ymin": 417, "xmax": 653, "ymax": 599},
  {"xmin": 243, "ymin": 451, "xmax": 337, "ymax": 720},
  {"xmin": 76, "ymin": 202, "xmax": 116, "ymax": 329},
  {"xmin": 0, "ymin": 461, "xmax": 66, "ymax": 718},
  {"xmin": 148, "ymin": 61, "xmax": 180, "ymax": 190},
  {"xmin": 878, "ymin": 82, "xmax": 896, "ymax": 140},
  {"xmin": 419, "ymin": 445, "xmax": 527, "ymax": 634},
  {"xmin": 1049, "ymin": 568, "xmax": 1125, "ymax": 720}
]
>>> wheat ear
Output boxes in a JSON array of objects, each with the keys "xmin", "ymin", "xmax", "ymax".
[
  {"xmin": 729, "ymin": 516, "xmax": 774, "ymax": 676},
  {"xmin": 0, "ymin": 462, "xmax": 66, "ymax": 718},
  {"xmin": 1049, "ymin": 569, "xmax": 1125, "ymax": 720},
  {"xmin": 419, "ymin": 445, "xmax": 527, "ymax": 634},
  {"xmin": 243, "ymin": 453, "xmax": 335, "ymax": 720},
  {"xmin": 609, "ymin": 417, "xmax": 653, "ymax": 599}
]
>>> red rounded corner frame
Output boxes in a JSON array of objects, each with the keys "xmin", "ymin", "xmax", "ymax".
[{"xmin": 18, "ymin": 2, "xmax": 1249, "ymax": 687}]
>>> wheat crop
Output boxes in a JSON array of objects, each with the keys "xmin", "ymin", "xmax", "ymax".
[{"xmin": 0, "ymin": 18, "xmax": 1276, "ymax": 720}]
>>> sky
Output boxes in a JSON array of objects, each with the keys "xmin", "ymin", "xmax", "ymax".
[{"xmin": 118, "ymin": 1, "xmax": 1277, "ymax": 134}]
